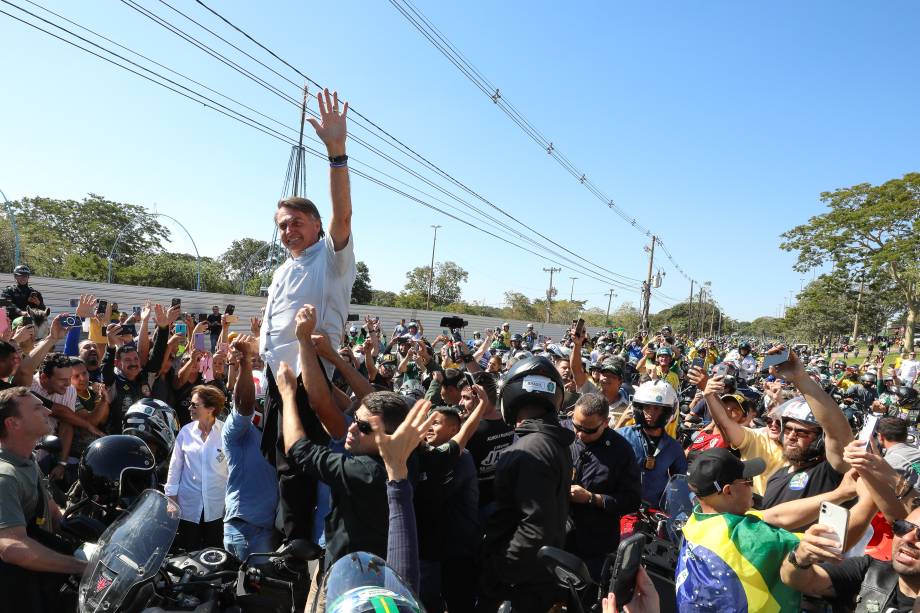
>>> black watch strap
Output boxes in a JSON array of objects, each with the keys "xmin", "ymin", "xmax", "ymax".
[
  {"xmin": 787, "ymin": 545, "xmax": 813, "ymax": 569},
  {"xmin": 328, "ymin": 154, "xmax": 348, "ymax": 164}
]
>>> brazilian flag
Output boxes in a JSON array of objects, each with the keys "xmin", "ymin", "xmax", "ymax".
[{"xmin": 676, "ymin": 507, "xmax": 802, "ymax": 612}]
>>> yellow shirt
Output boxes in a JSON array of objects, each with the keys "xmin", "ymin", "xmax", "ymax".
[{"xmin": 735, "ymin": 427, "xmax": 786, "ymax": 497}]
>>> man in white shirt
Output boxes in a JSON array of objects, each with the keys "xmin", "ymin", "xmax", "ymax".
[
  {"xmin": 898, "ymin": 351, "xmax": 919, "ymax": 387},
  {"xmin": 259, "ymin": 88, "xmax": 356, "ymax": 543},
  {"xmin": 30, "ymin": 353, "xmax": 103, "ymax": 483}
]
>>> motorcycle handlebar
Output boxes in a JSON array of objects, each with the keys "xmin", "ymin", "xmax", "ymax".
[{"xmin": 257, "ymin": 575, "xmax": 294, "ymax": 589}]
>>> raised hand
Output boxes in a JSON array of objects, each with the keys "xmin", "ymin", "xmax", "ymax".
[
  {"xmin": 48, "ymin": 314, "xmax": 68, "ymax": 341},
  {"xmin": 310, "ymin": 333, "xmax": 337, "ymax": 359},
  {"xmin": 369, "ymin": 399, "xmax": 437, "ymax": 481},
  {"xmin": 295, "ymin": 304, "xmax": 317, "ymax": 342},
  {"xmin": 276, "ymin": 360, "xmax": 298, "ymax": 398},
  {"xmin": 231, "ymin": 333, "xmax": 257, "ymax": 357},
  {"xmin": 75, "ymin": 294, "xmax": 97, "ymax": 319},
  {"xmin": 250, "ymin": 317, "xmax": 262, "ymax": 336},
  {"xmin": 105, "ymin": 323, "xmax": 125, "ymax": 347},
  {"xmin": 307, "ymin": 88, "xmax": 348, "ymax": 155}
]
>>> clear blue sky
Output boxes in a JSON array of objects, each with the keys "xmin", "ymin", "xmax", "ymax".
[{"xmin": 2, "ymin": 0, "xmax": 918, "ymax": 321}]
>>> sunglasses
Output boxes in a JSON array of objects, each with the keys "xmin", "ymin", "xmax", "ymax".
[
  {"xmin": 783, "ymin": 424, "xmax": 819, "ymax": 438},
  {"xmin": 573, "ymin": 422, "xmax": 602, "ymax": 435},
  {"xmin": 892, "ymin": 519, "xmax": 920, "ymax": 540},
  {"xmin": 354, "ymin": 418, "xmax": 373, "ymax": 435},
  {"xmin": 732, "ymin": 478, "xmax": 755, "ymax": 487}
]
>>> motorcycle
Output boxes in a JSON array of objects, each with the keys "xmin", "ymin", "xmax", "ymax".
[
  {"xmin": 78, "ymin": 489, "xmax": 319, "ymax": 613},
  {"xmin": 532, "ymin": 476, "xmax": 693, "ymax": 612}
]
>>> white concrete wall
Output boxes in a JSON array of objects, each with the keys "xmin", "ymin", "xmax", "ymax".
[{"xmin": 4, "ymin": 275, "xmax": 585, "ymax": 340}]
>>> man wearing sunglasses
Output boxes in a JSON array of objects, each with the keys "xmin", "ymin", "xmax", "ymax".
[
  {"xmin": 781, "ymin": 501, "xmax": 920, "ymax": 612},
  {"xmin": 564, "ymin": 393, "xmax": 641, "ymax": 581}
]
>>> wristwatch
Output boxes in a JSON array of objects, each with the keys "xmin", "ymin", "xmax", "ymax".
[
  {"xmin": 787, "ymin": 545, "xmax": 813, "ymax": 569},
  {"xmin": 588, "ymin": 492, "xmax": 596, "ymax": 506}
]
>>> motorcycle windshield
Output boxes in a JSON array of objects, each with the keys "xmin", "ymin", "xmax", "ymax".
[
  {"xmin": 79, "ymin": 489, "xmax": 180, "ymax": 613},
  {"xmin": 318, "ymin": 552, "xmax": 424, "ymax": 613},
  {"xmin": 660, "ymin": 475, "xmax": 695, "ymax": 540}
]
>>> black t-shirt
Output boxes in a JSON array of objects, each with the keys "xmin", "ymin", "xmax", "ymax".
[
  {"xmin": 822, "ymin": 555, "xmax": 915, "ymax": 612},
  {"xmin": 0, "ymin": 379, "xmax": 13, "ymax": 391},
  {"xmin": 762, "ymin": 460, "xmax": 842, "ymax": 524},
  {"xmin": 207, "ymin": 313, "xmax": 222, "ymax": 336},
  {"xmin": 414, "ymin": 440, "xmax": 462, "ymax": 560},
  {"xmin": 465, "ymin": 417, "xmax": 515, "ymax": 509}
]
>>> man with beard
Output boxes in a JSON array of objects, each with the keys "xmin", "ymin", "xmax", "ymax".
[
  {"xmin": 761, "ymin": 349, "xmax": 854, "ymax": 520},
  {"xmin": 77, "ymin": 340, "xmax": 105, "ymax": 384},
  {"xmin": 782, "ymin": 501, "xmax": 920, "ymax": 612}
]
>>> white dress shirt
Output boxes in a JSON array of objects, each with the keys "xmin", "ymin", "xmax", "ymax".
[
  {"xmin": 259, "ymin": 233, "xmax": 356, "ymax": 378},
  {"xmin": 164, "ymin": 420, "xmax": 228, "ymax": 523}
]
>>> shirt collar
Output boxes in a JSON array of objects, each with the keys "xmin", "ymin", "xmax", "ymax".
[{"xmin": 0, "ymin": 448, "xmax": 32, "ymax": 466}]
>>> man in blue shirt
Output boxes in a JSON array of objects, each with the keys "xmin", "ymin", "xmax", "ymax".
[
  {"xmin": 616, "ymin": 379, "xmax": 687, "ymax": 506},
  {"xmin": 223, "ymin": 335, "xmax": 279, "ymax": 560}
]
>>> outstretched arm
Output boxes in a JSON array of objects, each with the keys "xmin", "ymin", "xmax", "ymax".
[{"xmin": 308, "ymin": 88, "xmax": 351, "ymax": 251}]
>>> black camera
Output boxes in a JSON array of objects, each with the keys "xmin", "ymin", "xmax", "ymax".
[{"xmin": 440, "ymin": 316, "xmax": 468, "ymax": 330}]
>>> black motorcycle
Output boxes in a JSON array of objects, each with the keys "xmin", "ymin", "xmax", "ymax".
[{"xmin": 78, "ymin": 489, "xmax": 319, "ymax": 613}]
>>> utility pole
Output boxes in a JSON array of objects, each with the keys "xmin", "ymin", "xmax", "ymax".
[
  {"xmin": 696, "ymin": 286, "xmax": 706, "ymax": 338},
  {"xmin": 717, "ymin": 310, "xmax": 723, "ymax": 337},
  {"xmin": 640, "ymin": 235, "xmax": 656, "ymax": 335},
  {"xmin": 569, "ymin": 277, "xmax": 578, "ymax": 302},
  {"xmin": 543, "ymin": 267, "xmax": 561, "ymax": 324},
  {"xmin": 425, "ymin": 225, "xmax": 441, "ymax": 311},
  {"xmin": 709, "ymin": 302, "xmax": 716, "ymax": 337},
  {"xmin": 686, "ymin": 279, "xmax": 695, "ymax": 337},
  {"xmin": 604, "ymin": 289, "xmax": 616, "ymax": 327},
  {"xmin": 851, "ymin": 276, "xmax": 865, "ymax": 342}
]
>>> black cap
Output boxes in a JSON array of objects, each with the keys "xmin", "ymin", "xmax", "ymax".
[
  {"xmin": 598, "ymin": 359, "xmax": 623, "ymax": 377},
  {"xmin": 442, "ymin": 368, "xmax": 464, "ymax": 388},
  {"xmin": 688, "ymin": 449, "xmax": 765, "ymax": 497}
]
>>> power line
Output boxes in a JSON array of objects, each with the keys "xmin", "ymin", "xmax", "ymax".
[
  {"xmin": 0, "ymin": 0, "xmax": 640, "ymax": 294},
  {"xmin": 137, "ymin": 0, "xmax": 644, "ymax": 286},
  {"xmin": 387, "ymin": 0, "xmax": 719, "ymax": 302}
]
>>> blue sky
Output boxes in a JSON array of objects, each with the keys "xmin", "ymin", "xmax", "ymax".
[{"xmin": 2, "ymin": 0, "xmax": 918, "ymax": 321}]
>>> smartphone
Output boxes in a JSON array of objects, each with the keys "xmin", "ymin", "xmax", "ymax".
[
  {"xmin": 174, "ymin": 322, "xmax": 188, "ymax": 336},
  {"xmin": 609, "ymin": 532, "xmax": 647, "ymax": 608},
  {"xmin": 193, "ymin": 333, "xmax": 207, "ymax": 351},
  {"xmin": 171, "ymin": 298, "xmax": 182, "ymax": 309},
  {"xmin": 858, "ymin": 414, "xmax": 880, "ymax": 450},
  {"xmin": 110, "ymin": 302, "xmax": 119, "ymax": 312},
  {"xmin": 692, "ymin": 357, "xmax": 705, "ymax": 369},
  {"xmin": 96, "ymin": 299, "xmax": 108, "ymax": 315},
  {"xmin": 574, "ymin": 318, "xmax": 585, "ymax": 337},
  {"xmin": 120, "ymin": 324, "xmax": 137, "ymax": 337},
  {"xmin": 133, "ymin": 306, "xmax": 142, "ymax": 315},
  {"xmin": 818, "ymin": 501, "xmax": 849, "ymax": 553},
  {"xmin": 224, "ymin": 304, "xmax": 235, "ymax": 315},
  {"xmin": 20, "ymin": 315, "xmax": 34, "ymax": 327},
  {"xmin": 69, "ymin": 298, "xmax": 79, "ymax": 308},
  {"xmin": 61, "ymin": 315, "xmax": 79, "ymax": 328},
  {"xmin": 761, "ymin": 349, "xmax": 791, "ymax": 374},
  {"xmin": 225, "ymin": 314, "xmax": 239, "ymax": 324},
  {"xmin": 464, "ymin": 372, "xmax": 475, "ymax": 388},
  {"xmin": 714, "ymin": 363, "xmax": 730, "ymax": 378}
]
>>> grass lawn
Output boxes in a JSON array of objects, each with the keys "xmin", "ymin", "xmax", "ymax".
[{"xmin": 828, "ymin": 341, "xmax": 903, "ymax": 369}]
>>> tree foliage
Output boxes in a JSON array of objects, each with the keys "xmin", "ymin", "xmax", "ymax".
[
  {"xmin": 351, "ymin": 261, "xmax": 373, "ymax": 304},
  {"xmin": 403, "ymin": 261, "xmax": 469, "ymax": 306},
  {"xmin": 780, "ymin": 173, "xmax": 920, "ymax": 346},
  {"xmin": 5, "ymin": 194, "xmax": 170, "ymax": 275}
]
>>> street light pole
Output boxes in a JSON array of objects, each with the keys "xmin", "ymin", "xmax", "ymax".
[
  {"xmin": 543, "ymin": 267, "xmax": 561, "ymax": 324},
  {"xmin": 569, "ymin": 277, "xmax": 578, "ymax": 301},
  {"xmin": 426, "ymin": 225, "xmax": 441, "ymax": 311}
]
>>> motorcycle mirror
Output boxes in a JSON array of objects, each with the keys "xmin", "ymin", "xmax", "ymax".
[
  {"xmin": 35, "ymin": 435, "xmax": 62, "ymax": 454},
  {"xmin": 536, "ymin": 546, "xmax": 594, "ymax": 590}
]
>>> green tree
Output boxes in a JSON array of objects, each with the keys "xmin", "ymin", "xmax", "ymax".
[
  {"xmin": 218, "ymin": 238, "xmax": 286, "ymax": 283},
  {"xmin": 780, "ymin": 173, "xmax": 920, "ymax": 347},
  {"xmin": 116, "ymin": 253, "xmax": 233, "ymax": 293},
  {"xmin": 503, "ymin": 291, "xmax": 537, "ymax": 321},
  {"xmin": 8, "ymin": 194, "xmax": 170, "ymax": 275},
  {"xmin": 351, "ymin": 261, "xmax": 372, "ymax": 304},
  {"xmin": 370, "ymin": 290, "xmax": 398, "ymax": 307},
  {"xmin": 403, "ymin": 261, "xmax": 468, "ymax": 306}
]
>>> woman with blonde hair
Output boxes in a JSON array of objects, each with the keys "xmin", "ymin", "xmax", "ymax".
[{"xmin": 165, "ymin": 384, "xmax": 229, "ymax": 550}]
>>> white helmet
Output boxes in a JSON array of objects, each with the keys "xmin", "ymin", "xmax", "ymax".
[{"xmin": 631, "ymin": 380, "xmax": 678, "ymax": 429}]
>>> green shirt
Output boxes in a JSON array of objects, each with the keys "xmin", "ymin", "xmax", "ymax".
[{"xmin": 0, "ymin": 449, "xmax": 50, "ymax": 532}]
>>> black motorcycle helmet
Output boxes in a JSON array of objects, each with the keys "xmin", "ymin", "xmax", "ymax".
[
  {"xmin": 79, "ymin": 435, "xmax": 157, "ymax": 510},
  {"xmin": 897, "ymin": 386, "xmax": 919, "ymax": 407},
  {"xmin": 499, "ymin": 355, "xmax": 564, "ymax": 427},
  {"xmin": 122, "ymin": 399, "xmax": 180, "ymax": 464}
]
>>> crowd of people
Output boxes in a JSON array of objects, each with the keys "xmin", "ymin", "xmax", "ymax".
[{"xmin": 1, "ymin": 88, "xmax": 920, "ymax": 613}]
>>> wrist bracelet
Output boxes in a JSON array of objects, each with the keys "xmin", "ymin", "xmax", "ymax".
[
  {"xmin": 57, "ymin": 461, "xmax": 67, "ymax": 467},
  {"xmin": 329, "ymin": 154, "xmax": 348, "ymax": 167}
]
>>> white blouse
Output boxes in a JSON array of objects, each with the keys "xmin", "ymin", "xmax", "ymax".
[{"xmin": 164, "ymin": 420, "xmax": 228, "ymax": 523}]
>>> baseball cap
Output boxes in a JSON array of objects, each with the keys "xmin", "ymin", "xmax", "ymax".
[
  {"xmin": 598, "ymin": 359, "xmax": 623, "ymax": 377},
  {"xmin": 688, "ymin": 448, "xmax": 765, "ymax": 497},
  {"xmin": 720, "ymin": 393, "xmax": 748, "ymax": 412},
  {"xmin": 442, "ymin": 368, "xmax": 464, "ymax": 388}
]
